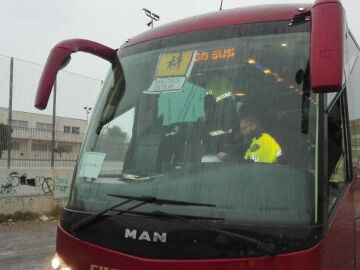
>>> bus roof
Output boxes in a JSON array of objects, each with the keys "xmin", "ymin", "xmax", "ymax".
[{"xmin": 121, "ymin": 3, "xmax": 313, "ymax": 49}]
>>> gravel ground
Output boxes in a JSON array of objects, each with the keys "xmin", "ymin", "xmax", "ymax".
[{"xmin": 0, "ymin": 218, "xmax": 57, "ymax": 270}]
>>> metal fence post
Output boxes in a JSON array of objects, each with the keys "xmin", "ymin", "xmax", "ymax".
[
  {"xmin": 51, "ymin": 79, "xmax": 57, "ymax": 168},
  {"xmin": 7, "ymin": 57, "xmax": 13, "ymax": 169}
]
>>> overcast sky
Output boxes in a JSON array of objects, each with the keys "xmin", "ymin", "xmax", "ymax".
[{"xmin": 1, "ymin": 0, "xmax": 359, "ymax": 80}]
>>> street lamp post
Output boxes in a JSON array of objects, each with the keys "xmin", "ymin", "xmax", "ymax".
[
  {"xmin": 83, "ymin": 106, "xmax": 92, "ymax": 123},
  {"xmin": 142, "ymin": 8, "xmax": 160, "ymax": 28}
]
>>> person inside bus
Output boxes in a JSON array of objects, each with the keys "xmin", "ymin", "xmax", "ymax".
[
  {"xmin": 216, "ymin": 109, "xmax": 283, "ymax": 163},
  {"xmin": 202, "ymin": 74, "xmax": 237, "ymax": 155}
]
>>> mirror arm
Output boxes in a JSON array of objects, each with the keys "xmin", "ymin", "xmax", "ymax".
[{"xmin": 35, "ymin": 39, "xmax": 116, "ymax": 110}]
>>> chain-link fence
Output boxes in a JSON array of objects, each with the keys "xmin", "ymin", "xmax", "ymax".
[
  {"xmin": 0, "ymin": 54, "xmax": 102, "ymax": 168},
  {"xmin": 1, "ymin": 53, "xmax": 360, "ymax": 170}
]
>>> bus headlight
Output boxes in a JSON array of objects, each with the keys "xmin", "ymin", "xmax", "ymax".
[{"xmin": 51, "ymin": 253, "xmax": 72, "ymax": 270}]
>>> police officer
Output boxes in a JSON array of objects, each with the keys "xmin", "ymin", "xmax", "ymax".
[
  {"xmin": 217, "ymin": 112, "xmax": 282, "ymax": 163},
  {"xmin": 204, "ymin": 74, "xmax": 237, "ymax": 154}
]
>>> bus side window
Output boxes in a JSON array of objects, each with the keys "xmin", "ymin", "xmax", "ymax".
[{"xmin": 327, "ymin": 93, "xmax": 347, "ymax": 213}]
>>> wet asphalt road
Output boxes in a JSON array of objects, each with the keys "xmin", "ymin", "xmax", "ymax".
[{"xmin": 0, "ymin": 219, "xmax": 57, "ymax": 270}]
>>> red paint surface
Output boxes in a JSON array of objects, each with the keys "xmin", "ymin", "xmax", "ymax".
[
  {"xmin": 55, "ymin": 178, "xmax": 360, "ymax": 270},
  {"xmin": 57, "ymin": 225, "xmax": 322, "ymax": 270},
  {"xmin": 35, "ymin": 39, "xmax": 115, "ymax": 110},
  {"xmin": 310, "ymin": 1, "xmax": 345, "ymax": 92},
  {"xmin": 121, "ymin": 4, "xmax": 312, "ymax": 49},
  {"xmin": 48, "ymin": 2, "xmax": 358, "ymax": 269},
  {"xmin": 321, "ymin": 183, "xmax": 357, "ymax": 269}
]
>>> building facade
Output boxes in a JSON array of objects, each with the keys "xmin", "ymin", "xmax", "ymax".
[
  {"xmin": 350, "ymin": 119, "xmax": 360, "ymax": 168},
  {"xmin": 0, "ymin": 107, "xmax": 87, "ymax": 166}
]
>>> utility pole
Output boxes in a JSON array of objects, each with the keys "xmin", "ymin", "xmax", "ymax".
[
  {"xmin": 220, "ymin": 0, "xmax": 224, "ymax": 10},
  {"xmin": 83, "ymin": 107, "xmax": 92, "ymax": 123},
  {"xmin": 7, "ymin": 57, "xmax": 13, "ymax": 169},
  {"xmin": 51, "ymin": 79, "xmax": 57, "ymax": 168}
]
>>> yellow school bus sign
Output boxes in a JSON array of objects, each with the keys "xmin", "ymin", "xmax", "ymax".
[
  {"xmin": 156, "ymin": 51, "xmax": 194, "ymax": 77},
  {"xmin": 145, "ymin": 50, "xmax": 196, "ymax": 93}
]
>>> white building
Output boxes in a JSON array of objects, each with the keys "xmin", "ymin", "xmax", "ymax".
[{"xmin": 0, "ymin": 107, "xmax": 87, "ymax": 165}]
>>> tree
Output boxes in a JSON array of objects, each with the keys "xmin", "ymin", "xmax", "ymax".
[
  {"xmin": 54, "ymin": 145, "xmax": 71, "ymax": 158},
  {"xmin": 98, "ymin": 126, "xmax": 129, "ymax": 161},
  {"xmin": 0, "ymin": 123, "xmax": 11, "ymax": 159}
]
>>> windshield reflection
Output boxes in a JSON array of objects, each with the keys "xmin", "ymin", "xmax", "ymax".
[{"xmin": 70, "ymin": 22, "xmax": 318, "ymax": 226}]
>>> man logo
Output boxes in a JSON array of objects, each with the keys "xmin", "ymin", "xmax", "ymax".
[{"xmin": 125, "ymin": 228, "xmax": 167, "ymax": 243}]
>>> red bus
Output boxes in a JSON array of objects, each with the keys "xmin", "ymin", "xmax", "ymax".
[{"xmin": 36, "ymin": 0, "xmax": 360, "ymax": 269}]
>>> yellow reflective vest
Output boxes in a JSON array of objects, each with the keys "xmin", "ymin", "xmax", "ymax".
[{"xmin": 244, "ymin": 133, "xmax": 282, "ymax": 164}]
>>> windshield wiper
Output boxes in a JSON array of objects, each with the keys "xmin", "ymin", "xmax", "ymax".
[
  {"xmin": 71, "ymin": 194, "xmax": 216, "ymax": 232},
  {"xmin": 107, "ymin": 194, "xmax": 216, "ymax": 207},
  {"xmin": 111, "ymin": 209, "xmax": 224, "ymax": 221},
  {"xmin": 150, "ymin": 210, "xmax": 278, "ymax": 255},
  {"xmin": 71, "ymin": 198, "xmax": 143, "ymax": 232},
  {"xmin": 71, "ymin": 195, "xmax": 277, "ymax": 254},
  {"xmin": 89, "ymin": 208, "xmax": 277, "ymax": 255}
]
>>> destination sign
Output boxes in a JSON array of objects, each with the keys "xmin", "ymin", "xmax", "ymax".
[{"xmin": 196, "ymin": 48, "xmax": 236, "ymax": 62}]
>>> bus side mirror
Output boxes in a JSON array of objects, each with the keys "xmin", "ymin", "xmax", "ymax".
[
  {"xmin": 310, "ymin": 0, "xmax": 346, "ymax": 93},
  {"xmin": 35, "ymin": 39, "xmax": 116, "ymax": 110}
]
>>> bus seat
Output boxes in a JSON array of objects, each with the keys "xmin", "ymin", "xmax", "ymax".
[
  {"xmin": 125, "ymin": 123, "xmax": 205, "ymax": 175},
  {"xmin": 131, "ymin": 131, "xmax": 164, "ymax": 175}
]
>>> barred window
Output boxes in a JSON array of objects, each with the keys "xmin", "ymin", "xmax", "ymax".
[
  {"xmin": 11, "ymin": 120, "xmax": 28, "ymax": 128},
  {"xmin": 72, "ymin": 127, "xmax": 80, "ymax": 134},
  {"xmin": 36, "ymin": 122, "xmax": 53, "ymax": 131},
  {"xmin": 57, "ymin": 144, "xmax": 72, "ymax": 152},
  {"xmin": 31, "ymin": 142, "xmax": 49, "ymax": 151},
  {"xmin": 64, "ymin": 126, "xmax": 71, "ymax": 133},
  {"xmin": 11, "ymin": 141, "xmax": 20, "ymax": 150}
]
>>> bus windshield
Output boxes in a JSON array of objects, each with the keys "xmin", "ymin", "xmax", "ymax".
[{"xmin": 69, "ymin": 21, "xmax": 318, "ymax": 226}]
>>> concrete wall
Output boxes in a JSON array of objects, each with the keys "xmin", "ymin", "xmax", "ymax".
[
  {"xmin": 0, "ymin": 168, "xmax": 74, "ymax": 215},
  {"xmin": 0, "ymin": 195, "xmax": 61, "ymax": 215}
]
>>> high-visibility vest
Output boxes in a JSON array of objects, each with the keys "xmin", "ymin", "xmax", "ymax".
[
  {"xmin": 329, "ymin": 155, "xmax": 345, "ymax": 185},
  {"xmin": 244, "ymin": 133, "xmax": 282, "ymax": 163}
]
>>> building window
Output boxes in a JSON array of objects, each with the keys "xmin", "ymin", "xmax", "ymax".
[
  {"xmin": 327, "ymin": 93, "xmax": 348, "ymax": 213},
  {"xmin": 56, "ymin": 144, "xmax": 72, "ymax": 153},
  {"xmin": 11, "ymin": 141, "xmax": 20, "ymax": 150},
  {"xmin": 10, "ymin": 120, "xmax": 28, "ymax": 128},
  {"xmin": 36, "ymin": 122, "xmax": 53, "ymax": 131},
  {"xmin": 64, "ymin": 126, "xmax": 71, "ymax": 133},
  {"xmin": 31, "ymin": 142, "xmax": 49, "ymax": 151},
  {"xmin": 72, "ymin": 127, "xmax": 80, "ymax": 134},
  {"xmin": 64, "ymin": 126, "xmax": 80, "ymax": 134}
]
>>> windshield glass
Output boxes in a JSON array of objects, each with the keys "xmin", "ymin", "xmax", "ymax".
[{"xmin": 69, "ymin": 21, "xmax": 318, "ymax": 226}]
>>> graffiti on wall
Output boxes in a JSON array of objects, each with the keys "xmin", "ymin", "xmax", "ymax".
[
  {"xmin": 0, "ymin": 172, "xmax": 55, "ymax": 197},
  {"xmin": 54, "ymin": 176, "xmax": 71, "ymax": 199},
  {"xmin": 0, "ymin": 196, "xmax": 35, "ymax": 210}
]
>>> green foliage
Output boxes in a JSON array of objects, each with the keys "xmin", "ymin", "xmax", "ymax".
[
  {"xmin": 49, "ymin": 205, "xmax": 63, "ymax": 219},
  {"xmin": 98, "ymin": 126, "xmax": 129, "ymax": 161},
  {"xmin": 0, "ymin": 211, "xmax": 39, "ymax": 223},
  {"xmin": 0, "ymin": 206, "xmax": 63, "ymax": 223},
  {"xmin": 54, "ymin": 145, "xmax": 71, "ymax": 157}
]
